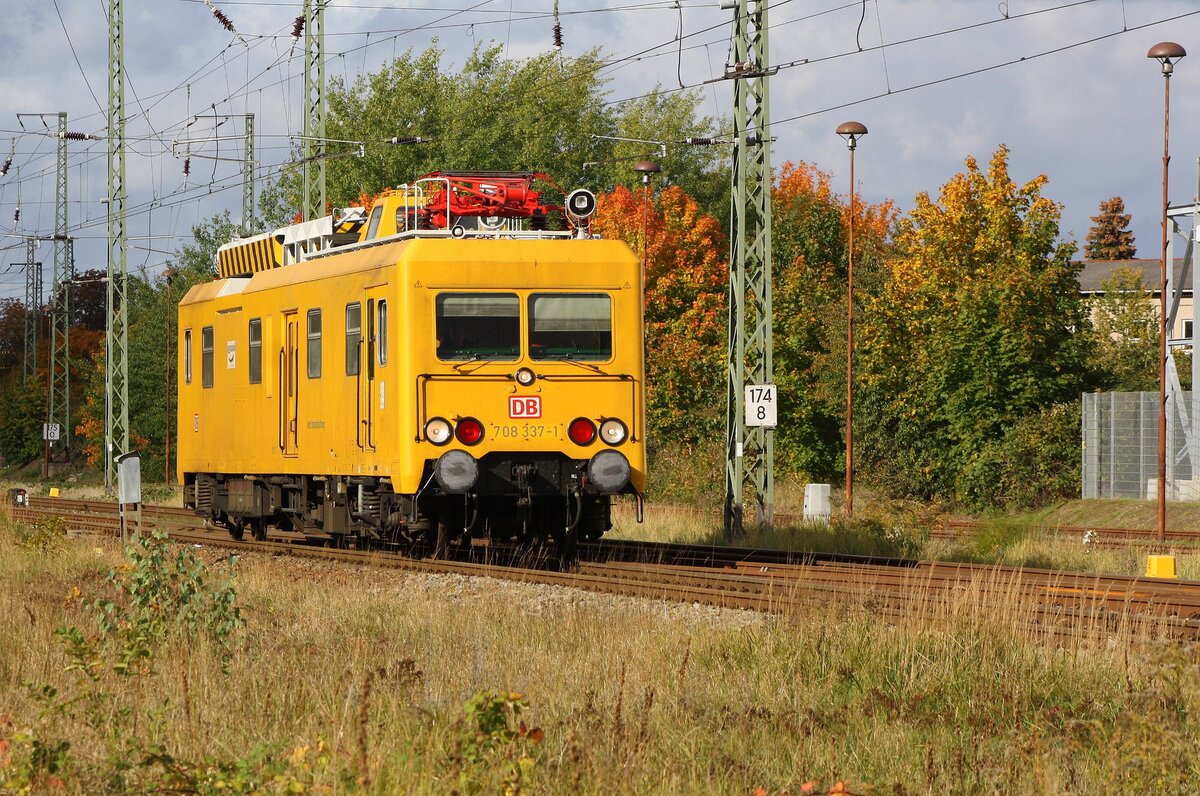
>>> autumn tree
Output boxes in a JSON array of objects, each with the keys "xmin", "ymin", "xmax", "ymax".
[
  {"xmin": 858, "ymin": 146, "xmax": 1090, "ymax": 506},
  {"xmin": 0, "ymin": 298, "xmax": 25, "ymax": 383},
  {"xmin": 770, "ymin": 161, "xmax": 896, "ymax": 479},
  {"xmin": 1084, "ymin": 196, "xmax": 1136, "ymax": 260},
  {"xmin": 592, "ymin": 185, "xmax": 727, "ymax": 444}
]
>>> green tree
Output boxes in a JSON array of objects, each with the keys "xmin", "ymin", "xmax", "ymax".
[
  {"xmin": 858, "ymin": 145, "xmax": 1090, "ymax": 504},
  {"xmin": 265, "ymin": 44, "xmax": 724, "ymax": 222},
  {"xmin": 1084, "ymin": 196, "xmax": 1137, "ymax": 260},
  {"xmin": 0, "ymin": 376, "xmax": 46, "ymax": 465},
  {"xmin": 1088, "ymin": 266, "xmax": 1159, "ymax": 391}
]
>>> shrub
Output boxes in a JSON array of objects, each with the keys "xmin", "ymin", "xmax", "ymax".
[
  {"xmin": 13, "ymin": 514, "xmax": 69, "ymax": 551},
  {"xmin": 444, "ymin": 691, "xmax": 544, "ymax": 794},
  {"xmin": 957, "ymin": 401, "xmax": 1081, "ymax": 511}
]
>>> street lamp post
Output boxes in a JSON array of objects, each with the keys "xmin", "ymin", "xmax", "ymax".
[
  {"xmin": 163, "ymin": 268, "xmax": 177, "ymax": 486},
  {"xmin": 836, "ymin": 121, "xmax": 867, "ymax": 518},
  {"xmin": 1149, "ymin": 42, "xmax": 1185, "ymax": 544},
  {"xmin": 633, "ymin": 160, "xmax": 661, "ymax": 262}
]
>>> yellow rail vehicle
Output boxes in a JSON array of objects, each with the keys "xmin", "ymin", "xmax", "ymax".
[{"xmin": 178, "ymin": 174, "xmax": 645, "ymax": 554}]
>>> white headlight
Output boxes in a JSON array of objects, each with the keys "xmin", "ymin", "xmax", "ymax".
[
  {"xmin": 599, "ymin": 418, "xmax": 628, "ymax": 445},
  {"xmin": 425, "ymin": 417, "xmax": 453, "ymax": 445},
  {"xmin": 515, "ymin": 367, "xmax": 536, "ymax": 386}
]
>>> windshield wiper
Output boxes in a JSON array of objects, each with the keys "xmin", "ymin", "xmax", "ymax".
[{"xmin": 537, "ymin": 355, "xmax": 607, "ymax": 374}]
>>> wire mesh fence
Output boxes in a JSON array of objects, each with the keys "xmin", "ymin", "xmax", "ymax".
[{"xmin": 1082, "ymin": 391, "xmax": 1200, "ymax": 501}]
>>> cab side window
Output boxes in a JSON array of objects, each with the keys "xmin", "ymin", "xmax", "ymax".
[
  {"xmin": 184, "ymin": 329, "xmax": 193, "ymax": 385},
  {"xmin": 345, "ymin": 303, "xmax": 361, "ymax": 376},
  {"xmin": 307, "ymin": 309, "xmax": 322, "ymax": 378},
  {"xmin": 377, "ymin": 300, "xmax": 388, "ymax": 366},
  {"xmin": 201, "ymin": 326, "xmax": 214, "ymax": 388},
  {"xmin": 248, "ymin": 318, "xmax": 262, "ymax": 384}
]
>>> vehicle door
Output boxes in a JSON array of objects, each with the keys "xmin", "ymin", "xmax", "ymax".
[{"xmin": 280, "ymin": 310, "xmax": 299, "ymax": 456}]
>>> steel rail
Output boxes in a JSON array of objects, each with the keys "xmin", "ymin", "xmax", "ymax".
[{"xmin": 10, "ymin": 498, "xmax": 1200, "ymax": 641}]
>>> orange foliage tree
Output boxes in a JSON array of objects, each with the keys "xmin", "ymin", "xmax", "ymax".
[
  {"xmin": 592, "ymin": 185, "xmax": 728, "ymax": 444},
  {"xmin": 771, "ymin": 160, "xmax": 896, "ymax": 478}
]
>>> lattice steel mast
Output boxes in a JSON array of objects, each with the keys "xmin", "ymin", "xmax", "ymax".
[
  {"xmin": 50, "ymin": 112, "xmax": 74, "ymax": 463},
  {"xmin": 106, "ymin": 0, "xmax": 129, "ymax": 491},
  {"xmin": 23, "ymin": 238, "xmax": 41, "ymax": 384},
  {"xmin": 302, "ymin": 0, "xmax": 326, "ymax": 222},
  {"xmin": 725, "ymin": 0, "xmax": 774, "ymax": 539},
  {"xmin": 243, "ymin": 112, "xmax": 256, "ymax": 233}
]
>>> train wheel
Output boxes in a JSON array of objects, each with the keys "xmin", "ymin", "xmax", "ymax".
[
  {"xmin": 249, "ymin": 519, "xmax": 267, "ymax": 542},
  {"xmin": 227, "ymin": 518, "xmax": 245, "ymax": 542}
]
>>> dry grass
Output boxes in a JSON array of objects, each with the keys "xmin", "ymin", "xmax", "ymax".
[{"xmin": 3, "ymin": 514, "xmax": 1200, "ymax": 794}]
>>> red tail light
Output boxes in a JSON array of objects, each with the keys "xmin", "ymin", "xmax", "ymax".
[
  {"xmin": 568, "ymin": 417, "xmax": 597, "ymax": 446},
  {"xmin": 455, "ymin": 417, "xmax": 484, "ymax": 446}
]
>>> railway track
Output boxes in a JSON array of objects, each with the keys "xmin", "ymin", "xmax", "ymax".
[
  {"xmin": 935, "ymin": 518, "xmax": 1200, "ymax": 547},
  {"xmin": 10, "ymin": 497, "xmax": 1200, "ymax": 642}
]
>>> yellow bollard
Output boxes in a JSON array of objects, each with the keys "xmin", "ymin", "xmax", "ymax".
[
  {"xmin": 1146, "ymin": 555, "xmax": 1178, "ymax": 579},
  {"xmin": 48, "ymin": 487, "xmax": 60, "ymax": 498}
]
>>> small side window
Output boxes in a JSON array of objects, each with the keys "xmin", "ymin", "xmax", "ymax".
[
  {"xmin": 307, "ymin": 309, "xmax": 322, "ymax": 379},
  {"xmin": 248, "ymin": 318, "xmax": 262, "ymax": 384},
  {"xmin": 201, "ymin": 326, "xmax": 214, "ymax": 388},
  {"xmin": 378, "ymin": 300, "xmax": 388, "ymax": 366},
  {"xmin": 345, "ymin": 303, "xmax": 361, "ymax": 376},
  {"xmin": 365, "ymin": 205, "xmax": 383, "ymax": 240},
  {"xmin": 184, "ymin": 329, "xmax": 192, "ymax": 384}
]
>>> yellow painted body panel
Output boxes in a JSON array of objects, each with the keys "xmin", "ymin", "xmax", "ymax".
[{"xmin": 176, "ymin": 236, "xmax": 646, "ymax": 495}]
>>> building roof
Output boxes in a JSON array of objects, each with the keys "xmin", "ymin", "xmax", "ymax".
[{"xmin": 1077, "ymin": 258, "xmax": 1191, "ymax": 295}]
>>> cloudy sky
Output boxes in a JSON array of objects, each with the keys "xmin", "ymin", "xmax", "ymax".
[{"xmin": 1, "ymin": 0, "xmax": 1199, "ymax": 301}]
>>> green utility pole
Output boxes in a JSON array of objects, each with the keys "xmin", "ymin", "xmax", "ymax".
[
  {"xmin": 724, "ymin": 0, "xmax": 775, "ymax": 540},
  {"xmin": 23, "ymin": 238, "xmax": 41, "ymax": 384},
  {"xmin": 50, "ymin": 112, "xmax": 74, "ymax": 463},
  {"xmin": 243, "ymin": 112, "xmax": 256, "ymax": 234},
  {"xmin": 106, "ymin": 0, "xmax": 129, "ymax": 491},
  {"xmin": 302, "ymin": 0, "xmax": 326, "ymax": 223}
]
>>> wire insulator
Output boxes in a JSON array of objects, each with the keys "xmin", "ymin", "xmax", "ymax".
[
  {"xmin": 387, "ymin": 136, "xmax": 425, "ymax": 145},
  {"xmin": 292, "ymin": 15, "xmax": 305, "ymax": 41},
  {"xmin": 183, "ymin": 157, "xmax": 191, "ymax": 177},
  {"xmin": 553, "ymin": 22, "xmax": 563, "ymax": 50},
  {"xmin": 0, "ymin": 158, "xmax": 10, "ymax": 177},
  {"xmin": 685, "ymin": 137, "xmax": 715, "ymax": 145},
  {"xmin": 203, "ymin": 0, "xmax": 236, "ymax": 32},
  {"xmin": 13, "ymin": 206, "xmax": 19, "ymax": 223},
  {"xmin": 64, "ymin": 131, "xmax": 91, "ymax": 141}
]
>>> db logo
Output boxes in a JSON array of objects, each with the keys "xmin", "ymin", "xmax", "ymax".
[{"xmin": 509, "ymin": 395, "xmax": 542, "ymax": 419}]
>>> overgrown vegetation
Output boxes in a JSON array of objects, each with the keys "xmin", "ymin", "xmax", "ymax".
[{"xmin": 4, "ymin": 517, "xmax": 1200, "ymax": 793}]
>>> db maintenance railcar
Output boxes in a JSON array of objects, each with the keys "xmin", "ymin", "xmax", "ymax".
[{"xmin": 177, "ymin": 172, "xmax": 645, "ymax": 555}]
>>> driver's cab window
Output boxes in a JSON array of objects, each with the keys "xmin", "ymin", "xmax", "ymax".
[
  {"xmin": 528, "ymin": 294, "xmax": 612, "ymax": 361},
  {"xmin": 435, "ymin": 293, "xmax": 519, "ymax": 361}
]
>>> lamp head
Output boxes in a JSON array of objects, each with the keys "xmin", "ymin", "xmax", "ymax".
[
  {"xmin": 633, "ymin": 159, "xmax": 661, "ymax": 185},
  {"xmin": 1148, "ymin": 41, "xmax": 1186, "ymax": 76},
  {"xmin": 836, "ymin": 121, "xmax": 868, "ymax": 150}
]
